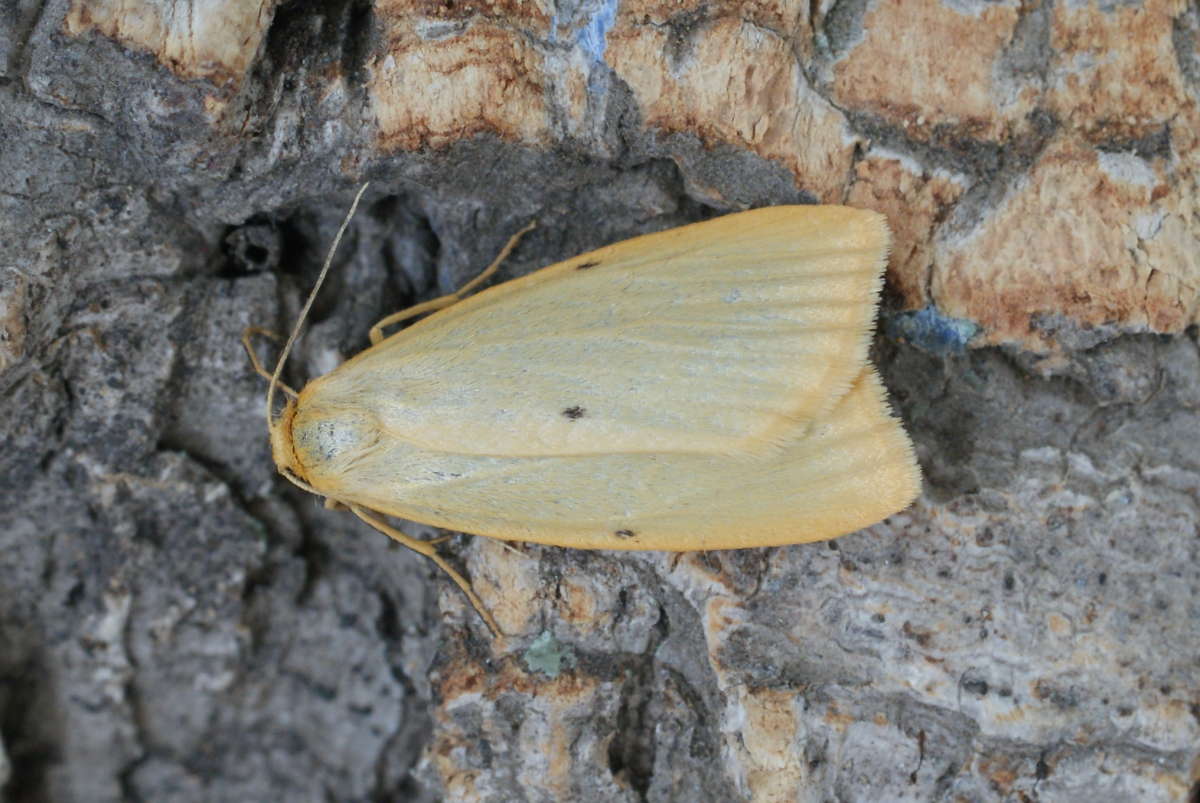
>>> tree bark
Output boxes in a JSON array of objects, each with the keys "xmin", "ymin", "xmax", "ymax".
[{"xmin": 1, "ymin": 1, "xmax": 1197, "ymax": 801}]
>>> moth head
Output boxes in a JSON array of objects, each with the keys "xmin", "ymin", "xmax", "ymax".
[
  {"xmin": 268, "ymin": 398, "xmax": 307, "ymax": 485},
  {"xmin": 251, "ymin": 183, "xmax": 372, "ymax": 495}
]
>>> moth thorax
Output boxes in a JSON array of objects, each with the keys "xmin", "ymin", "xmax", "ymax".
[{"xmin": 289, "ymin": 401, "xmax": 381, "ymax": 474}]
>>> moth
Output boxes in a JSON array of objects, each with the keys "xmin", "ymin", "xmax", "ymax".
[{"xmin": 247, "ymin": 186, "xmax": 921, "ymax": 634}]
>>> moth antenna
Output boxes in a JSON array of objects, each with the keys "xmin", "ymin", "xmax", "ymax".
[{"xmin": 266, "ymin": 182, "xmax": 371, "ymax": 426}]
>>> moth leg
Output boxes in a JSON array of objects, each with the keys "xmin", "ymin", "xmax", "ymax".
[
  {"xmin": 369, "ymin": 221, "xmax": 537, "ymax": 345},
  {"xmin": 241, "ymin": 326, "xmax": 299, "ymax": 399},
  {"xmin": 367, "ymin": 295, "xmax": 460, "ymax": 345},
  {"xmin": 349, "ymin": 505, "xmax": 500, "ymax": 637}
]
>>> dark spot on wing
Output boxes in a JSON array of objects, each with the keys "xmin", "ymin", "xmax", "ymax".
[
  {"xmin": 574, "ymin": 260, "xmax": 600, "ymax": 270},
  {"xmin": 614, "ymin": 529, "xmax": 636, "ymax": 539},
  {"xmin": 561, "ymin": 406, "xmax": 586, "ymax": 420}
]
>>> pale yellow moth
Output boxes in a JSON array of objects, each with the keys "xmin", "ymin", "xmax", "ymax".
[{"xmin": 246, "ymin": 185, "xmax": 921, "ymax": 635}]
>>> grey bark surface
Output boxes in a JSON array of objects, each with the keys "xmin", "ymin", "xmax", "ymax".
[{"xmin": 1, "ymin": 3, "xmax": 1198, "ymax": 802}]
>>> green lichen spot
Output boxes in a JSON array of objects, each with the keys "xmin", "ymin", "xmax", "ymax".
[{"xmin": 523, "ymin": 631, "xmax": 576, "ymax": 678}]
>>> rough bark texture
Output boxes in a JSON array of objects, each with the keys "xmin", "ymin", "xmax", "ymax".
[{"xmin": 2, "ymin": 1, "xmax": 1198, "ymax": 801}]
